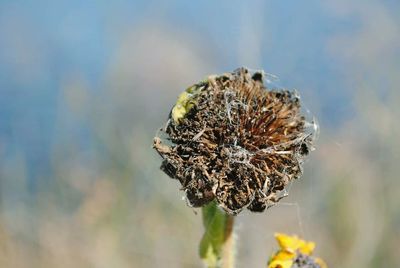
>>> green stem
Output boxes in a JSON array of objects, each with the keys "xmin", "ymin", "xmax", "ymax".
[{"xmin": 199, "ymin": 201, "xmax": 235, "ymax": 268}]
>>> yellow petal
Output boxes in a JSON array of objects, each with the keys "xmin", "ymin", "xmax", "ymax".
[
  {"xmin": 172, "ymin": 91, "xmax": 190, "ymax": 122},
  {"xmin": 171, "ymin": 84, "xmax": 204, "ymax": 123},
  {"xmin": 299, "ymin": 241, "xmax": 315, "ymax": 255},
  {"xmin": 171, "ymin": 104, "xmax": 187, "ymax": 122},
  {"xmin": 271, "ymin": 250, "xmax": 296, "ymax": 261},
  {"xmin": 315, "ymin": 257, "xmax": 328, "ymax": 268},
  {"xmin": 176, "ymin": 91, "xmax": 190, "ymax": 106},
  {"xmin": 274, "ymin": 233, "xmax": 315, "ymax": 255},
  {"xmin": 275, "ymin": 233, "xmax": 302, "ymax": 253},
  {"xmin": 268, "ymin": 259, "xmax": 293, "ymax": 268}
]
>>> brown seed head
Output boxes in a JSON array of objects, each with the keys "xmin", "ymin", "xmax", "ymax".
[{"xmin": 153, "ymin": 68, "xmax": 317, "ymax": 214}]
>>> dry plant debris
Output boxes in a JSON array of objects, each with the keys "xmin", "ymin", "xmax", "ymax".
[{"xmin": 153, "ymin": 68, "xmax": 316, "ymax": 215}]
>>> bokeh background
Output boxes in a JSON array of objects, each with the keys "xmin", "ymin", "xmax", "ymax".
[{"xmin": 1, "ymin": 1, "xmax": 399, "ymax": 267}]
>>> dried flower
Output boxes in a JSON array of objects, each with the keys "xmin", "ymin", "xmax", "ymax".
[
  {"xmin": 153, "ymin": 68, "xmax": 316, "ymax": 214},
  {"xmin": 268, "ymin": 233, "xmax": 327, "ymax": 268}
]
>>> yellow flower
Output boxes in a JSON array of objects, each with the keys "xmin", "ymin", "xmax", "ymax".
[
  {"xmin": 268, "ymin": 251, "xmax": 295, "ymax": 268},
  {"xmin": 268, "ymin": 233, "xmax": 327, "ymax": 268},
  {"xmin": 275, "ymin": 233, "xmax": 315, "ymax": 255}
]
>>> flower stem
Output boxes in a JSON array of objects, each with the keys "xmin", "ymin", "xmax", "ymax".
[
  {"xmin": 222, "ymin": 214, "xmax": 234, "ymax": 268},
  {"xmin": 199, "ymin": 201, "xmax": 235, "ymax": 268}
]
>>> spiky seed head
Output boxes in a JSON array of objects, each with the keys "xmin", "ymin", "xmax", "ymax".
[{"xmin": 154, "ymin": 67, "xmax": 317, "ymax": 215}]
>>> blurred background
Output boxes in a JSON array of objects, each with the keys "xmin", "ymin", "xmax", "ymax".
[{"xmin": 0, "ymin": 1, "xmax": 399, "ymax": 267}]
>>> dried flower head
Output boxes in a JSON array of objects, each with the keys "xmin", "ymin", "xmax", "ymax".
[
  {"xmin": 153, "ymin": 68, "xmax": 317, "ymax": 214},
  {"xmin": 268, "ymin": 233, "xmax": 327, "ymax": 268}
]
